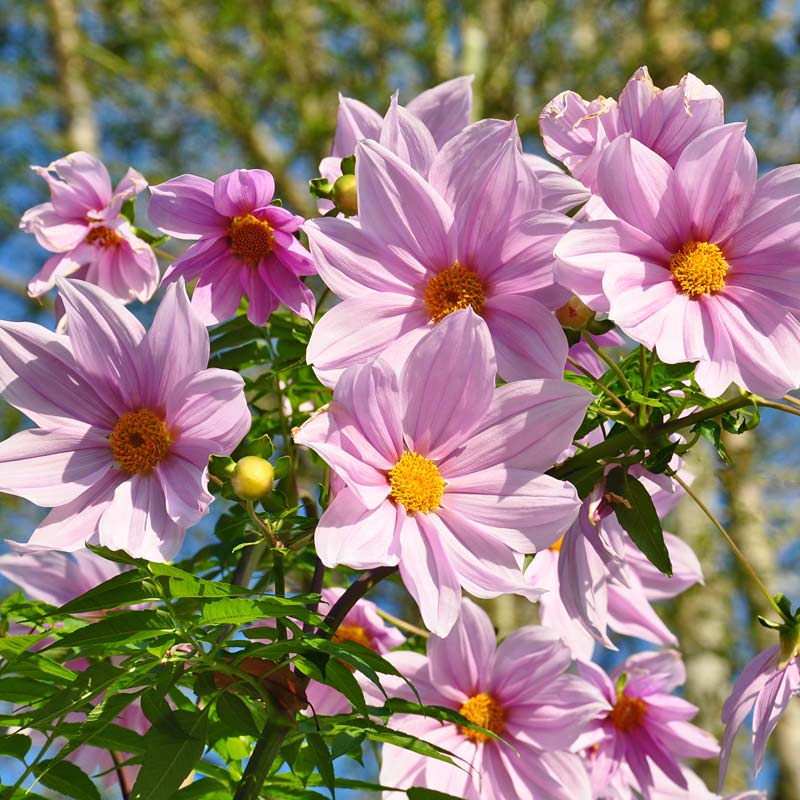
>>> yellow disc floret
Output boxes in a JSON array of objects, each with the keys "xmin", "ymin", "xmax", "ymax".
[
  {"xmin": 669, "ymin": 241, "xmax": 730, "ymax": 297},
  {"xmin": 459, "ymin": 692, "xmax": 506, "ymax": 743},
  {"xmin": 608, "ymin": 693, "xmax": 648, "ymax": 733},
  {"xmin": 109, "ymin": 409, "xmax": 171, "ymax": 474},
  {"xmin": 229, "ymin": 213, "xmax": 275, "ymax": 264},
  {"xmin": 333, "ymin": 624, "xmax": 374, "ymax": 650},
  {"xmin": 423, "ymin": 263, "xmax": 486, "ymax": 324},
  {"xmin": 85, "ymin": 225, "xmax": 122, "ymax": 248},
  {"xmin": 388, "ymin": 451, "xmax": 445, "ymax": 514}
]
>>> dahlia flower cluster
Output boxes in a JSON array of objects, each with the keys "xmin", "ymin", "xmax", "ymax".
[{"xmin": 2, "ymin": 66, "xmax": 799, "ymax": 800}]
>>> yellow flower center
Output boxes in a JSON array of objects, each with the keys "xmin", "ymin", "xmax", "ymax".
[
  {"xmin": 85, "ymin": 225, "xmax": 122, "ymax": 248},
  {"xmin": 549, "ymin": 535, "xmax": 565, "ymax": 552},
  {"xmin": 333, "ymin": 624, "xmax": 374, "ymax": 651},
  {"xmin": 109, "ymin": 409, "xmax": 172, "ymax": 474},
  {"xmin": 608, "ymin": 693, "xmax": 647, "ymax": 733},
  {"xmin": 669, "ymin": 241, "xmax": 729, "ymax": 297},
  {"xmin": 423, "ymin": 262, "xmax": 485, "ymax": 324},
  {"xmin": 229, "ymin": 213, "xmax": 275, "ymax": 264},
  {"xmin": 459, "ymin": 692, "xmax": 506, "ymax": 743},
  {"xmin": 388, "ymin": 451, "xmax": 445, "ymax": 514}
]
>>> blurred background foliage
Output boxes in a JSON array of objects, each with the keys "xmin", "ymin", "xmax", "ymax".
[{"xmin": 2, "ymin": 1, "xmax": 800, "ymax": 797}]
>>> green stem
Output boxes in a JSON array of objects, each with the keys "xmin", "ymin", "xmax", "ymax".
[
  {"xmin": 566, "ymin": 356, "xmax": 635, "ymax": 418},
  {"xmin": 755, "ymin": 398, "xmax": 800, "ymax": 419},
  {"xmin": 583, "ymin": 331, "xmax": 631, "ymax": 391},
  {"xmin": 670, "ymin": 471, "xmax": 785, "ymax": 620},
  {"xmin": 232, "ymin": 707, "xmax": 295, "ymax": 800}
]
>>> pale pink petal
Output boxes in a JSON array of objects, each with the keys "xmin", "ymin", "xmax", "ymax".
[
  {"xmin": 0, "ymin": 428, "xmax": 111, "ymax": 506},
  {"xmin": 243, "ymin": 265, "xmax": 279, "ymax": 326},
  {"xmin": 439, "ymin": 379, "xmax": 591, "ymax": 476},
  {"xmin": 752, "ymin": 668, "xmax": 793, "ymax": 775},
  {"xmin": 380, "ymin": 94, "xmax": 438, "ymax": 176},
  {"xmin": 106, "ymin": 166, "xmax": 148, "ymax": 216},
  {"xmin": 483, "ymin": 294, "xmax": 567, "ymax": 380},
  {"xmin": 332, "ymin": 95, "xmax": 383, "ymax": 157},
  {"xmin": 161, "ymin": 234, "xmax": 231, "ymax": 284},
  {"xmin": 406, "ymin": 76, "xmax": 473, "ymax": 148},
  {"xmin": 356, "ymin": 139, "xmax": 454, "ymax": 270},
  {"xmin": 36, "ymin": 152, "xmax": 112, "ymax": 216},
  {"xmin": 213, "ymin": 169, "xmax": 275, "ymax": 217},
  {"xmin": 156, "ymin": 455, "xmax": 213, "ymax": 528},
  {"xmin": 606, "ymin": 579, "xmax": 678, "ymax": 646},
  {"xmin": 99, "ymin": 473, "xmax": 185, "ymax": 561},
  {"xmin": 187, "ymin": 256, "xmax": 246, "ymax": 326},
  {"xmin": 304, "ymin": 216, "xmax": 424, "ymax": 299},
  {"xmin": 149, "ymin": 174, "xmax": 228, "ymax": 238},
  {"xmin": 260, "ymin": 258, "xmax": 315, "ymax": 322},
  {"xmin": 20, "ymin": 203, "xmax": 88, "ymax": 252},
  {"xmin": 399, "ymin": 512, "xmax": 461, "ymax": 637},
  {"xmin": 427, "ymin": 596, "xmax": 494, "ymax": 702},
  {"xmin": 27, "ymin": 249, "xmax": 87, "ymax": 297},
  {"xmin": 522, "ymin": 154, "xmax": 590, "ymax": 214},
  {"xmin": 314, "ymin": 489, "xmax": 401, "ymax": 569},
  {"xmin": 401, "ymin": 308, "xmax": 495, "ymax": 459}
]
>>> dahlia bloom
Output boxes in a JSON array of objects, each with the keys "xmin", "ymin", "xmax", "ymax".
[
  {"xmin": 554, "ymin": 124, "xmax": 800, "ymax": 398},
  {"xmin": 577, "ymin": 650, "xmax": 719, "ymax": 799},
  {"xmin": 305, "ymin": 587, "xmax": 406, "ymax": 716},
  {"xmin": 523, "ymin": 153, "xmax": 590, "ymax": 213},
  {"xmin": 0, "ymin": 279, "xmax": 250, "ymax": 560},
  {"xmin": 149, "ymin": 168, "xmax": 316, "ymax": 326},
  {"xmin": 20, "ymin": 151, "xmax": 159, "ymax": 306},
  {"xmin": 540, "ymin": 66, "xmax": 723, "ymax": 191},
  {"xmin": 719, "ymin": 638, "xmax": 800, "ymax": 787},
  {"xmin": 306, "ymin": 120, "xmax": 572, "ymax": 386},
  {"xmin": 375, "ymin": 599, "xmax": 607, "ymax": 800},
  {"xmin": 294, "ymin": 310, "xmax": 590, "ymax": 635}
]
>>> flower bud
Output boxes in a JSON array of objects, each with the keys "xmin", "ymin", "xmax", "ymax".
[
  {"xmin": 333, "ymin": 173, "xmax": 358, "ymax": 216},
  {"xmin": 556, "ymin": 295, "xmax": 595, "ymax": 330},
  {"xmin": 231, "ymin": 456, "xmax": 274, "ymax": 501}
]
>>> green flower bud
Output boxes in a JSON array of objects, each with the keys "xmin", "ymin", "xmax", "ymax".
[
  {"xmin": 231, "ymin": 456, "xmax": 275, "ymax": 501},
  {"xmin": 333, "ymin": 173, "xmax": 358, "ymax": 216}
]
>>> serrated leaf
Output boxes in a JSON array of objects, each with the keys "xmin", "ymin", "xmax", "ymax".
[
  {"xmin": 32, "ymin": 759, "xmax": 101, "ymax": 800},
  {"xmin": 46, "ymin": 610, "xmax": 176, "ymax": 651},
  {"xmin": 58, "ymin": 570, "xmax": 158, "ymax": 614},
  {"xmin": 199, "ymin": 597, "xmax": 315, "ymax": 626},
  {"xmin": 130, "ymin": 707, "xmax": 209, "ymax": 800},
  {"xmin": 606, "ymin": 467, "xmax": 672, "ymax": 575}
]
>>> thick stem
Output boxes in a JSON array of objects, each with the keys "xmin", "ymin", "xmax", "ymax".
[
  {"xmin": 319, "ymin": 566, "xmax": 399, "ymax": 638},
  {"xmin": 232, "ymin": 708, "xmax": 295, "ymax": 800}
]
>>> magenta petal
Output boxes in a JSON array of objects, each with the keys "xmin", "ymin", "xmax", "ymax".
[
  {"xmin": 401, "ymin": 309, "xmax": 495, "ymax": 459},
  {"xmin": 187, "ymin": 257, "xmax": 246, "ymax": 326},
  {"xmin": 260, "ymin": 259, "xmax": 315, "ymax": 322},
  {"xmin": 149, "ymin": 174, "xmax": 228, "ymax": 239},
  {"xmin": 145, "ymin": 280, "xmax": 210, "ymax": 407},
  {"xmin": 166, "ymin": 368, "xmax": 249, "ymax": 457},
  {"xmin": 380, "ymin": 94, "xmax": 438, "ymax": 176},
  {"xmin": 483, "ymin": 294, "xmax": 567, "ymax": 380},
  {"xmin": 0, "ymin": 428, "xmax": 111, "ymax": 506},
  {"xmin": 399, "ymin": 513, "xmax": 461, "ymax": 637},
  {"xmin": 427, "ymin": 597, "xmax": 495, "ymax": 701},
  {"xmin": 243, "ymin": 266, "xmax": 279, "ymax": 326},
  {"xmin": 0, "ymin": 320, "xmax": 118, "ymax": 429},
  {"xmin": 406, "ymin": 76, "xmax": 473, "ymax": 149},
  {"xmin": 99, "ymin": 473, "xmax": 185, "ymax": 561},
  {"xmin": 332, "ymin": 95, "xmax": 383, "ymax": 157},
  {"xmin": 57, "ymin": 279, "xmax": 147, "ymax": 410},
  {"xmin": 162, "ymin": 235, "xmax": 231, "ymax": 284},
  {"xmin": 20, "ymin": 203, "xmax": 88, "ymax": 252},
  {"xmin": 37, "ymin": 152, "xmax": 113, "ymax": 216},
  {"xmin": 439, "ymin": 379, "xmax": 591, "ymax": 476},
  {"xmin": 213, "ymin": 169, "xmax": 275, "ymax": 217},
  {"xmin": 314, "ymin": 490, "xmax": 401, "ymax": 569},
  {"xmin": 355, "ymin": 140, "xmax": 454, "ymax": 270}
]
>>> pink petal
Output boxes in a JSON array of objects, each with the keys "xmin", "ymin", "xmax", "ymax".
[
  {"xmin": 606, "ymin": 579, "xmax": 678, "ymax": 646},
  {"xmin": 523, "ymin": 153, "xmax": 590, "ymax": 214},
  {"xmin": 356, "ymin": 140, "xmax": 454, "ymax": 271},
  {"xmin": 20, "ymin": 203, "xmax": 88, "ymax": 252},
  {"xmin": 314, "ymin": 489, "xmax": 401, "ymax": 569},
  {"xmin": 401, "ymin": 308, "xmax": 495, "ymax": 459},
  {"xmin": 213, "ymin": 169, "xmax": 275, "ymax": 217},
  {"xmin": 332, "ymin": 95, "xmax": 383, "ymax": 157},
  {"xmin": 0, "ymin": 428, "xmax": 111, "ymax": 506},
  {"xmin": 380, "ymin": 94, "xmax": 438, "ymax": 176},
  {"xmin": 406, "ymin": 76, "xmax": 473, "ymax": 148},
  {"xmin": 186, "ymin": 256, "xmax": 246, "ymax": 326},
  {"xmin": 260, "ymin": 258, "xmax": 315, "ymax": 322},
  {"xmin": 161, "ymin": 234, "xmax": 232, "ymax": 284},
  {"xmin": 156, "ymin": 455, "xmax": 213, "ymax": 528},
  {"xmin": 27, "ymin": 249, "xmax": 87, "ymax": 297},
  {"xmin": 149, "ymin": 174, "xmax": 228, "ymax": 238},
  {"xmin": 36, "ymin": 152, "xmax": 113, "ymax": 217}
]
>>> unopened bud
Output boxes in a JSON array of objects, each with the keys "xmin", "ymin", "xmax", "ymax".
[
  {"xmin": 333, "ymin": 173, "xmax": 358, "ymax": 216},
  {"xmin": 231, "ymin": 456, "xmax": 274, "ymax": 501},
  {"xmin": 556, "ymin": 295, "xmax": 595, "ymax": 330}
]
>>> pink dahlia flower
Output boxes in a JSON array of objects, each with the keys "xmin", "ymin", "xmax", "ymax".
[
  {"xmin": 305, "ymin": 587, "xmax": 406, "ymax": 716},
  {"xmin": 554, "ymin": 124, "xmax": 800, "ymax": 398},
  {"xmin": 20, "ymin": 151, "xmax": 159, "ymax": 306},
  {"xmin": 577, "ymin": 650, "xmax": 719, "ymax": 799},
  {"xmin": 375, "ymin": 599, "xmax": 607, "ymax": 800},
  {"xmin": 0, "ymin": 279, "xmax": 250, "ymax": 560},
  {"xmin": 523, "ymin": 153, "xmax": 591, "ymax": 213},
  {"xmin": 295, "ymin": 310, "xmax": 590, "ymax": 635},
  {"xmin": 540, "ymin": 66, "xmax": 723, "ymax": 191},
  {"xmin": 306, "ymin": 119, "xmax": 572, "ymax": 386},
  {"xmin": 149, "ymin": 169, "xmax": 316, "ymax": 326},
  {"xmin": 719, "ymin": 639, "xmax": 800, "ymax": 787}
]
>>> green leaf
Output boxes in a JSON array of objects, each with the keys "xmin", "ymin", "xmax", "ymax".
[
  {"xmin": 47, "ymin": 610, "xmax": 176, "ymax": 651},
  {"xmin": 306, "ymin": 732, "xmax": 335, "ymax": 797},
  {"xmin": 173, "ymin": 778, "xmax": 231, "ymax": 799},
  {"xmin": 216, "ymin": 692, "xmax": 260, "ymax": 738},
  {"xmin": 309, "ymin": 177, "xmax": 334, "ymax": 200},
  {"xmin": 120, "ymin": 198, "xmax": 136, "ymax": 223},
  {"xmin": 199, "ymin": 597, "xmax": 317, "ymax": 626},
  {"xmin": 407, "ymin": 789, "xmax": 468, "ymax": 800},
  {"xmin": 132, "ymin": 225, "xmax": 169, "ymax": 246},
  {"xmin": 606, "ymin": 467, "xmax": 672, "ymax": 576},
  {"xmin": 148, "ymin": 562, "xmax": 244, "ymax": 598},
  {"xmin": 131, "ymin": 707, "xmax": 210, "ymax": 800},
  {"xmin": 272, "ymin": 454, "xmax": 292, "ymax": 481},
  {"xmin": 694, "ymin": 420, "xmax": 731, "ymax": 464},
  {"xmin": 58, "ymin": 569, "xmax": 159, "ymax": 614},
  {"xmin": 32, "ymin": 759, "xmax": 101, "ymax": 800},
  {"xmin": 340, "ymin": 155, "xmax": 356, "ymax": 175},
  {"xmin": 0, "ymin": 733, "xmax": 31, "ymax": 760}
]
